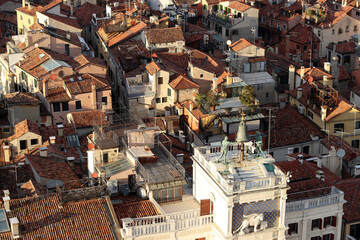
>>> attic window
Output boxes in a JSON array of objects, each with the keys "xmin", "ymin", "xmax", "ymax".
[{"xmin": 67, "ymin": 135, "xmax": 80, "ymax": 147}]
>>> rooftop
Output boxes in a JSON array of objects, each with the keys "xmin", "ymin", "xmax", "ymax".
[
  {"xmin": 145, "ymin": 26, "xmax": 185, "ymax": 44},
  {"xmin": 3, "ymin": 92, "xmax": 40, "ymax": 105},
  {"xmin": 169, "ymin": 74, "xmax": 199, "ymax": 90},
  {"xmin": 0, "ymin": 194, "xmax": 116, "ymax": 239},
  {"xmin": 69, "ymin": 110, "xmax": 109, "ymax": 128}
]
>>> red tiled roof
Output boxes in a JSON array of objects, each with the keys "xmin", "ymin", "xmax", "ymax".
[
  {"xmin": 321, "ymin": 135, "xmax": 360, "ymax": 163},
  {"xmin": 113, "ymin": 200, "xmax": 160, "ymax": 223},
  {"xmin": 108, "ymin": 21, "xmax": 147, "ymax": 47},
  {"xmin": 169, "ymin": 74, "xmax": 199, "ymax": 89},
  {"xmin": 8, "ymin": 119, "xmax": 40, "ymax": 141},
  {"xmin": 229, "ymin": 38, "xmax": 252, "ymax": 52},
  {"xmin": 20, "ymin": 180, "xmax": 40, "ymax": 197},
  {"xmin": 39, "ymin": 12, "xmax": 82, "ymax": 29},
  {"xmin": 335, "ymin": 178, "xmax": 360, "ymax": 222},
  {"xmin": 74, "ymin": 54, "xmax": 106, "ymax": 69},
  {"xmin": 317, "ymin": 5, "xmax": 353, "ymax": 28},
  {"xmin": 266, "ymin": 105, "xmax": 325, "ymax": 148},
  {"xmin": 145, "ymin": 26, "xmax": 185, "ymax": 44},
  {"xmin": 63, "ymin": 73, "xmax": 110, "ymax": 95},
  {"xmin": 288, "ymin": 23, "xmax": 320, "ymax": 45},
  {"xmin": 26, "ymin": 149, "xmax": 79, "ymax": 182},
  {"xmin": 228, "ymin": 1, "xmax": 251, "ymax": 12},
  {"xmin": 4, "ymin": 92, "xmax": 40, "ymax": 105},
  {"xmin": 75, "ymin": 2, "xmax": 104, "ymax": 27},
  {"xmin": 145, "ymin": 61, "xmax": 162, "ymax": 74},
  {"xmin": 275, "ymin": 160, "xmax": 310, "ymax": 182},
  {"xmin": 16, "ymin": 0, "xmax": 62, "ymax": 16},
  {"xmin": 327, "ymin": 41, "xmax": 356, "ymax": 54},
  {"xmin": 189, "ymin": 49, "xmax": 226, "ymax": 76},
  {"xmin": 46, "ymin": 86, "xmax": 71, "ymax": 102},
  {"xmin": 70, "ymin": 111, "xmax": 109, "ymax": 128},
  {"xmin": 1, "ymin": 194, "xmax": 116, "ymax": 239}
]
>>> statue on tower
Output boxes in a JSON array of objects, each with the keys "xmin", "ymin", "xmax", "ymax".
[{"xmin": 217, "ymin": 136, "xmax": 231, "ymax": 164}]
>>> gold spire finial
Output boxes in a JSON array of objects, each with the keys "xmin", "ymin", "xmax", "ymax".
[{"xmin": 241, "ymin": 112, "xmax": 245, "ymax": 122}]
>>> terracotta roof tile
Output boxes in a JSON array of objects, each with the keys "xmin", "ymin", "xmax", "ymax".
[
  {"xmin": 70, "ymin": 110, "xmax": 109, "ymax": 128},
  {"xmin": 113, "ymin": 200, "xmax": 161, "ymax": 224},
  {"xmin": 321, "ymin": 135, "xmax": 360, "ymax": 163},
  {"xmin": 266, "ymin": 105, "xmax": 325, "ymax": 148},
  {"xmin": 145, "ymin": 61, "xmax": 162, "ymax": 74},
  {"xmin": 108, "ymin": 21, "xmax": 147, "ymax": 47},
  {"xmin": 1, "ymin": 194, "xmax": 116, "ymax": 239},
  {"xmin": 169, "ymin": 74, "xmax": 199, "ymax": 89},
  {"xmin": 189, "ymin": 49, "xmax": 226, "ymax": 76},
  {"xmin": 145, "ymin": 26, "xmax": 185, "ymax": 44},
  {"xmin": 63, "ymin": 73, "xmax": 110, "ymax": 95},
  {"xmin": 46, "ymin": 86, "xmax": 71, "ymax": 102},
  {"xmin": 4, "ymin": 92, "xmax": 40, "ymax": 105},
  {"xmin": 288, "ymin": 24, "xmax": 320, "ymax": 45},
  {"xmin": 228, "ymin": 1, "xmax": 251, "ymax": 12},
  {"xmin": 229, "ymin": 38, "xmax": 252, "ymax": 52},
  {"xmin": 7, "ymin": 119, "xmax": 40, "ymax": 140},
  {"xmin": 39, "ymin": 12, "xmax": 82, "ymax": 29},
  {"xmin": 327, "ymin": 41, "xmax": 356, "ymax": 54},
  {"xmin": 74, "ymin": 54, "xmax": 106, "ymax": 69},
  {"xmin": 20, "ymin": 180, "xmax": 40, "ymax": 197},
  {"xmin": 75, "ymin": 3, "xmax": 104, "ymax": 27},
  {"xmin": 335, "ymin": 178, "xmax": 360, "ymax": 222}
]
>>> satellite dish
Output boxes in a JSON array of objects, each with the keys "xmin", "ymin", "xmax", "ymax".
[
  {"xmin": 226, "ymin": 40, "xmax": 232, "ymax": 46},
  {"xmin": 336, "ymin": 149, "xmax": 345, "ymax": 158}
]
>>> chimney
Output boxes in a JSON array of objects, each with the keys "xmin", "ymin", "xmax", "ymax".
[
  {"xmin": 176, "ymin": 153, "xmax": 184, "ymax": 163},
  {"xmin": 22, "ymin": 0, "xmax": 25, "ymax": 7},
  {"xmin": 324, "ymin": 62, "xmax": 331, "ymax": 73},
  {"xmin": 285, "ymin": 35, "xmax": 290, "ymax": 58},
  {"xmin": 288, "ymin": 65, "xmax": 295, "ymax": 90},
  {"xmin": 42, "ymin": 80, "xmax": 48, "ymax": 97},
  {"xmin": 49, "ymin": 136, "xmax": 56, "ymax": 145},
  {"xmin": 2, "ymin": 196, "xmax": 10, "ymax": 212},
  {"xmin": 317, "ymin": 158, "xmax": 322, "ymax": 168},
  {"xmin": 3, "ymin": 145, "xmax": 10, "ymax": 163},
  {"xmin": 67, "ymin": 157, "xmax": 75, "ymax": 167},
  {"xmin": 297, "ymin": 88, "xmax": 302, "ymax": 99},
  {"xmin": 3, "ymin": 190, "xmax": 10, "ymax": 197},
  {"xmin": 57, "ymin": 124, "xmax": 64, "ymax": 137},
  {"xmin": 39, "ymin": 146, "xmax": 48, "ymax": 157},
  {"xmin": 322, "ymin": 75, "xmax": 333, "ymax": 87},
  {"xmin": 300, "ymin": 66, "xmax": 305, "ymax": 79},
  {"xmin": 226, "ymin": 75, "xmax": 233, "ymax": 85},
  {"xmin": 298, "ymin": 154, "xmax": 304, "ymax": 164},
  {"xmin": 190, "ymin": 101, "xmax": 194, "ymax": 111},
  {"xmin": 66, "ymin": 31, "xmax": 71, "ymax": 40},
  {"xmin": 70, "ymin": 5, "xmax": 74, "ymax": 16},
  {"xmin": 9, "ymin": 217, "xmax": 20, "ymax": 238},
  {"xmin": 316, "ymin": 170, "xmax": 324, "ymax": 181},
  {"xmin": 250, "ymin": 0, "xmax": 255, "ymax": 6},
  {"xmin": 356, "ymin": 0, "xmax": 359, "ymax": 8},
  {"xmin": 92, "ymin": 83, "xmax": 97, "ymax": 110},
  {"xmin": 212, "ymin": 77, "xmax": 218, "ymax": 90},
  {"xmin": 321, "ymin": 106, "xmax": 327, "ymax": 121},
  {"xmin": 331, "ymin": 56, "xmax": 339, "ymax": 87}
]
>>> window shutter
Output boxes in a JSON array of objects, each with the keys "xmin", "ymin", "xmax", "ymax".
[
  {"xmin": 200, "ymin": 199, "xmax": 211, "ymax": 216},
  {"xmin": 330, "ymin": 234, "xmax": 334, "ymax": 240},
  {"xmin": 311, "ymin": 220, "xmax": 314, "ymax": 230},
  {"xmin": 319, "ymin": 219, "xmax": 322, "ymax": 229},
  {"xmin": 332, "ymin": 216, "xmax": 337, "ymax": 227},
  {"xmin": 324, "ymin": 218, "xmax": 327, "ymax": 229}
]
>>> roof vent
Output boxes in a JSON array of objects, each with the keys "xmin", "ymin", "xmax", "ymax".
[
  {"xmin": 9, "ymin": 217, "xmax": 20, "ymax": 238},
  {"xmin": 57, "ymin": 124, "xmax": 64, "ymax": 137},
  {"xmin": 39, "ymin": 146, "xmax": 48, "ymax": 157},
  {"xmin": 39, "ymin": 53, "xmax": 45, "ymax": 59},
  {"xmin": 2, "ymin": 196, "xmax": 10, "ymax": 212},
  {"xmin": 49, "ymin": 136, "xmax": 56, "ymax": 145}
]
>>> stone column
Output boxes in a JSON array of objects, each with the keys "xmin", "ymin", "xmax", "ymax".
[
  {"xmin": 335, "ymin": 213, "xmax": 343, "ymax": 240},
  {"xmin": 227, "ymin": 204, "xmax": 234, "ymax": 237},
  {"xmin": 302, "ymin": 219, "xmax": 308, "ymax": 240}
]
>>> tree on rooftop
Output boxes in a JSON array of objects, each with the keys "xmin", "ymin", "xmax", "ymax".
[
  {"xmin": 240, "ymin": 85, "xmax": 256, "ymax": 106},
  {"xmin": 205, "ymin": 90, "xmax": 220, "ymax": 108}
]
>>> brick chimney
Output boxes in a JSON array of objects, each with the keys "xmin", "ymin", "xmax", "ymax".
[
  {"xmin": 226, "ymin": 75, "xmax": 233, "ymax": 85},
  {"xmin": 300, "ymin": 66, "xmax": 305, "ymax": 79},
  {"xmin": 288, "ymin": 65, "xmax": 295, "ymax": 90},
  {"xmin": 3, "ymin": 145, "xmax": 10, "ymax": 163},
  {"xmin": 9, "ymin": 217, "xmax": 20, "ymax": 238},
  {"xmin": 49, "ymin": 136, "xmax": 56, "ymax": 145},
  {"xmin": 92, "ymin": 83, "xmax": 97, "ymax": 110},
  {"xmin": 42, "ymin": 80, "xmax": 48, "ymax": 97},
  {"xmin": 212, "ymin": 77, "xmax": 218, "ymax": 90},
  {"xmin": 190, "ymin": 101, "xmax": 194, "ymax": 111},
  {"xmin": 324, "ymin": 62, "xmax": 331, "ymax": 73},
  {"xmin": 321, "ymin": 106, "xmax": 327, "ymax": 121},
  {"xmin": 57, "ymin": 124, "xmax": 64, "ymax": 137},
  {"xmin": 297, "ymin": 88, "xmax": 302, "ymax": 99},
  {"xmin": 39, "ymin": 146, "xmax": 48, "ymax": 157}
]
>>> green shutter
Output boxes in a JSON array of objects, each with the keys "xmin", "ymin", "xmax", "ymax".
[{"xmin": 168, "ymin": 88, "xmax": 171, "ymax": 96}]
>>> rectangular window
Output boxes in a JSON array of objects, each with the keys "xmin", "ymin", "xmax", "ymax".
[
  {"xmin": 323, "ymin": 234, "xmax": 333, "ymax": 240},
  {"xmin": 53, "ymin": 103, "xmax": 61, "ymax": 112},
  {"xmin": 303, "ymin": 145, "xmax": 310, "ymax": 154},
  {"xmin": 158, "ymin": 77, "xmax": 163, "ymax": 84},
  {"xmin": 243, "ymin": 63, "xmax": 250, "ymax": 73},
  {"xmin": 34, "ymin": 79, "xmax": 38, "ymax": 88},
  {"xmin": 162, "ymin": 97, "xmax": 167, "ymax": 103},
  {"xmin": 65, "ymin": 44, "xmax": 70, "ymax": 56},
  {"xmin": 307, "ymin": 110, "xmax": 314, "ymax": 119},
  {"xmin": 352, "ymin": 140, "xmax": 359, "ymax": 149},
  {"xmin": 288, "ymin": 223, "xmax": 298, "ymax": 235},
  {"xmin": 311, "ymin": 218, "xmax": 322, "ymax": 230},
  {"xmin": 30, "ymin": 139, "xmax": 38, "ymax": 145},
  {"xmin": 350, "ymin": 223, "xmax": 360, "ymax": 239},
  {"xmin": 75, "ymin": 100, "xmax": 82, "ymax": 110},
  {"xmin": 167, "ymin": 88, "xmax": 171, "ymax": 96},
  {"xmin": 332, "ymin": 29, "xmax": 335, "ymax": 34},
  {"xmin": 102, "ymin": 96, "xmax": 108, "ymax": 105},
  {"xmin": 3, "ymin": 128, "xmax": 10, "ymax": 133},
  {"xmin": 20, "ymin": 140, "xmax": 27, "ymax": 150},
  {"xmin": 103, "ymin": 153, "xmax": 109, "ymax": 163},
  {"xmin": 226, "ymin": 29, "xmax": 229, "ymax": 36},
  {"xmin": 156, "ymin": 98, "xmax": 161, "ymax": 103},
  {"xmin": 334, "ymin": 123, "xmax": 344, "ymax": 133},
  {"xmin": 293, "ymin": 147, "xmax": 299, "ymax": 153},
  {"xmin": 355, "ymin": 121, "xmax": 360, "ymax": 129},
  {"xmin": 311, "ymin": 237, "xmax": 321, "ymax": 240},
  {"xmin": 67, "ymin": 135, "xmax": 80, "ymax": 147},
  {"xmin": 62, "ymin": 102, "xmax": 69, "ymax": 111},
  {"xmin": 266, "ymin": 92, "xmax": 270, "ymax": 100},
  {"xmin": 314, "ymin": 44, "xmax": 317, "ymax": 50},
  {"xmin": 232, "ymin": 30, "xmax": 238, "ymax": 35},
  {"xmin": 355, "ymin": 25, "xmax": 358, "ymax": 31}
]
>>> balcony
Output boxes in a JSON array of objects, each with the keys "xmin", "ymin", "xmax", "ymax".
[
  {"xmin": 208, "ymin": 12, "xmax": 242, "ymax": 28},
  {"xmin": 286, "ymin": 187, "xmax": 345, "ymax": 212},
  {"xmin": 121, "ymin": 209, "xmax": 214, "ymax": 238},
  {"xmin": 127, "ymin": 84, "xmax": 154, "ymax": 97}
]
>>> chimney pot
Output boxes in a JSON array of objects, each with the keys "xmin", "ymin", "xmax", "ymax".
[
  {"xmin": 9, "ymin": 217, "xmax": 20, "ymax": 238},
  {"xmin": 57, "ymin": 124, "xmax": 64, "ymax": 137},
  {"xmin": 2, "ymin": 196, "xmax": 10, "ymax": 212},
  {"xmin": 300, "ymin": 66, "xmax": 305, "ymax": 78},
  {"xmin": 39, "ymin": 146, "xmax": 48, "ymax": 158},
  {"xmin": 212, "ymin": 77, "xmax": 218, "ymax": 90},
  {"xmin": 49, "ymin": 136, "xmax": 56, "ymax": 145},
  {"xmin": 324, "ymin": 62, "xmax": 331, "ymax": 73},
  {"xmin": 297, "ymin": 88, "xmax": 303, "ymax": 99},
  {"xmin": 3, "ymin": 145, "xmax": 10, "ymax": 163},
  {"xmin": 3, "ymin": 190, "xmax": 10, "ymax": 197}
]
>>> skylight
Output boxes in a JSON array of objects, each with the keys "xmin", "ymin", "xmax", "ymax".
[{"xmin": 0, "ymin": 209, "xmax": 10, "ymax": 233}]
